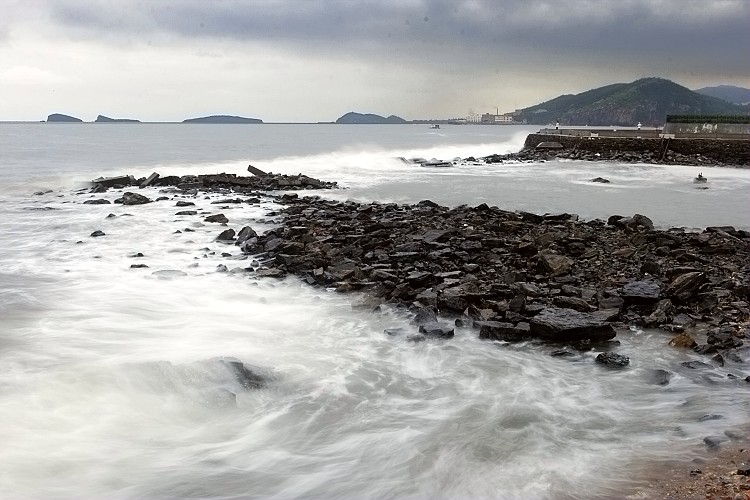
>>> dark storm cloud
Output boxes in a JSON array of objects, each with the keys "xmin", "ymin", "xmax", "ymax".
[{"xmin": 42, "ymin": 0, "xmax": 749, "ymax": 79}]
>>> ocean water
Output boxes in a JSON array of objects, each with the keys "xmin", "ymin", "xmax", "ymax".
[{"xmin": 0, "ymin": 123, "xmax": 748, "ymax": 499}]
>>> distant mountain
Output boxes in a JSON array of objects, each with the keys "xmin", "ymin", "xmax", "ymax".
[
  {"xmin": 515, "ymin": 78, "xmax": 747, "ymax": 126},
  {"xmin": 694, "ymin": 85, "xmax": 750, "ymax": 105},
  {"xmin": 47, "ymin": 113, "xmax": 82, "ymax": 123},
  {"xmin": 182, "ymin": 115, "xmax": 262, "ymax": 124},
  {"xmin": 95, "ymin": 115, "xmax": 140, "ymax": 123},
  {"xmin": 335, "ymin": 112, "xmax": 407, "ymax": 124}
]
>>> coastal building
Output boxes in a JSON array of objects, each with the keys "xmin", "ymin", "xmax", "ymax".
[{"xmin": 480, "ymin": 113, "xmax": 515, "ymax": 124}]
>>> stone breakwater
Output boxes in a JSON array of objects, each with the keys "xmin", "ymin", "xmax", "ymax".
[
  {"xmin": 84, "ymin": 170, "xmax": 749, "ymax": 369},
  {"xmin": 509, "ymin": 133, "xmax": 750, "ymax": 167}
]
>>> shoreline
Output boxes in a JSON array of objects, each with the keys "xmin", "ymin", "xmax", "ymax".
[{"xmin": 80, "ymin": 168, "xmax": 749, "ymax": 497}]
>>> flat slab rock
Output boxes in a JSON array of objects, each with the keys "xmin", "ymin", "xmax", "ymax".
[{"xmin": 530, "ymin": 307, "xmax": 616, "ymax": 342}]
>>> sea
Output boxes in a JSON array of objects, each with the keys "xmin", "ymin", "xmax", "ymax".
[{"xmin": 0, "ymin": 123, "xmax": 748, "ymax": 499}]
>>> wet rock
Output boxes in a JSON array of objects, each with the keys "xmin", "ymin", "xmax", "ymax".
[
  {"xmin": 669, "ymin": 333, "xmax": 697, "ymax": 349},
  {"xmin": 413, "ymin": 307, "xmax": 438, "ymax": 325},
  {"xmin": 384, "ymin": 327, "xmax": 406, "ymax": 336},
  {"xmin": 666, "ymin": 272, "xmax": 707, "ymax": 303},
  {"xmin": 90, "ymin": 230, "xmax": 105, "ymax": 237},
  {"xmin": 552, "ymin": 296, "xmax": 593, "ymax": 312},
  {"xmin": 220, "ymin": 358, "xmax": 265, "ymax": 390},
  {"xmin": 707, "ymin": 326, "xmax": 743, "ymax": 349},
  {"xmin": 477, "ymin": 321, "xmax": 530, "ymax": 342},
  {"xmin": 216, "ymin": 228, "xmax": 236, "ymax": 241},
  {"xmin": 91, "ymin": 174, "xmax": 134, "ymax": 189},
  {"xmin": 205, "ymin": 214, "xmax": 229, "ymax": 224},
  {"xmin": 529, "ymin": 307, "xmax": 616, "ymax": 342},
  {"xmin": 595, "ymin": 352, "xmax": 630, "ymax": 367},
  {"xmin": 83, "ymin": 199, "xmax": 111, "ymax": 205},
  {"xmin": 550, "ymin": 349, "xmax": 576, "ymax": 357},
  {"xmin": 176, "ymin": 201, "xmax": 195, "ymax": 207},
  {"xmin": 682, "ymin": 360, "xmax": 712, "ymax": 369},
  {"xmin": 130, "ymin": 264, "xmax": 149, "ymax": 269},
  {"xmin": 703, "ymin": 435, "xmax": 728, "ymax": 449},
  {"xmin": 176, "ymin": 210, "xmax": 197, "ymax": 216},
  {"xmin": 590, "ymin": 177, "xmax": 610, "ymax": 183},
  {"xmin": 236, "ymin": 226, "xmax": 258, "ymax": 245},
  {"xmin": 538, "ymin": 251, "xmax": 573, "ymax": 276},
  {"xmin": 418, "ymin": 322, "xmax": 454, "ymax": 339},
  {"xmin": 648, "ymin": 369, "xmax": 672, "ymax": 385},
  {"xmin": 621, "ymin": 280, "xmax": 661, "ymax": 304},
  {"xmin": 644, "ymin": 299, "xmax": 674, "ymax": 326},
  {"xmin": 256, "ymin": 267, "xmax": 286, "ymax": 278},
  {"xmin": 139, "ymin": 172, "xmax": 160, "ymax": 189},
  {"xmin": 120, "ymin": 192, "xmax": 152, "ymax": 205}
]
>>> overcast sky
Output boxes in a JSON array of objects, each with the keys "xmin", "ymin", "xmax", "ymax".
[{"xmin": 1, "ymin": 0, "xmax": 748, "ymax": 122}]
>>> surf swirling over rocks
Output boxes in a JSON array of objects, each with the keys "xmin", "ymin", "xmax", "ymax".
[
  {"xmin": 241, "ymin": 194, "xmax": 749, "ymax": 360},
  {"xmin": 82, "ymin": 166, "xmax": 749, "ymax": 371}
]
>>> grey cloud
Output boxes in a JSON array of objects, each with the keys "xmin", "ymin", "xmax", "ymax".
[{"xmin": 40, "ymin": 0, "xmax": 749, "ymax": 77}]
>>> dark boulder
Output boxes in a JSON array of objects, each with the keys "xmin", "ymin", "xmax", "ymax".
[
  {"xmin": 477, "ymin": 321, "xmax": 530, "ymax": 342},
  {"xmin": 236, "ymin": 226, "xmax": 258, "ymax": 245},
  {"xmin": 175, "ymin": 210, "xmax": 197, "ymax": 216},
  {"xmin": 139, "ymin": 172, "xmax": 160, "ymax": 189},
  {"xmin": 418, "ymin": 322, "xmax": 455, "ymax": 339},
  {"xmin": 552, "ymin": 296, "xmax": 593, "ymax": 312},
  {"xmin": 216, "ymin": 229, "xmax": 236, "ymax": 241},
  {"xmin": 530, "ymin": 307, "xmax": 616, "ymax": 342},
  {"xmin": 120, "ymin": 192, "xmax": 152, "ymax": 205},
  {"xmin": 91, "ymin": 175, "xmax": 134, "ymax": 188},
  {"xmin": 205, "ymin": 214, "xmax": 229, "ymax": 224},
  {"xmin": 413, "ymin": 307, "xmax": 438, "ymax": 325},
  {"xmin": 538, "ymin": 251, "xmax": 573, "ymax": 276},
  {"xmin": 595, "ymin": 352, "xmax": 630, "ymax": 367},
  {"xmin": 666, "ymin": 272, "xmax": 707, "ymax": 302},
  {"xmin": 83, "ymin": 199, "xmax": 111, "ymax": 205},
  {"xmin": 707, "ymin": 326, "xmax": 743, "ymax": 349},
  {"xmin": 648, "ymin": 369, "xmax": 672, "ymax": 385},
  {"xmin": 90, "ymin": 230, "xmax": 105, "ymax": 237},
  {"xmin": 176, "ymin": 201, "xmax": 195, "ymax": 207},
  {"xmin": 621, "ymin": 280, "xmax": 661, "ymax": 304}
]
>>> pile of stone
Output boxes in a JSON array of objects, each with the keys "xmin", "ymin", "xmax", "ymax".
[
  {"xmin": 90, "ymin": 166, "xmax": 337, "ymax": 194},
  {"xmin": 219, "ymin": 194, "xmax": 748, "ymax": 362}
]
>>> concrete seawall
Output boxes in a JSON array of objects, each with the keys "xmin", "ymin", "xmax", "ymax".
[{"xmin": 523, "ymin": 134, "xmax": 749, "ymax": 166}]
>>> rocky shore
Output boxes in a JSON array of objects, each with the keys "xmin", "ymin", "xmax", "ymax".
[
  {"xmin": 87, "ymin": 169, "xmax": 749, "ymax": 366},
  {"xmin": 85, "ymin": 166, "xmax": 749, "ymax": 497}
]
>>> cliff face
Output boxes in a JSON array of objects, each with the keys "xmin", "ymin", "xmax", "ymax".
[{"xmin": 516, "ymin": 78, "xmax": 747, "ymax": 126}]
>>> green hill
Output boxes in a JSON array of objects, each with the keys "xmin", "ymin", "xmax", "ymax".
[
  {"xmin": 515, "ymin": 78, "xmax": 747, "ymax": 126},
  {"xmin": 335, "ymin": 112, "xmax": 407, "ymax": 124},
  {"xmin": 694, "ymin": 85, "xmax": 750, "ymax": 105}
]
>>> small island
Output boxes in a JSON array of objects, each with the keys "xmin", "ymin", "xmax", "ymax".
[
  {"xmin": 182, "ymin": 115, "xmax": 263, "ymax": 124},
  {"xmin": 335, "ymin": 112, "xmax": 407, "ymax": 124},
  {"xmin": 46, "ymin": 113, "xmax": 83, "ymax": 123},
  {"xmin": 95, "ymin": 115, "xmax": 141, "ymax": 123}
]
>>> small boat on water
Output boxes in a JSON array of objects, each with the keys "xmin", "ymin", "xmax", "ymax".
[
  {"xmin": 430, "ymin": 124, "xmax": 440, "ymax": 129},
  {"xmin": 694, "ymin": 173, "xmax": 708, "ymax": 183}
]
